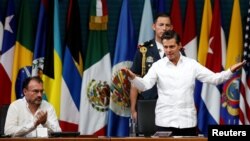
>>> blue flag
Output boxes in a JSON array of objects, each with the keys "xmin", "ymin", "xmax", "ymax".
[
  {"xmin": 32, "ymin": 0, "xmax": 48, "ymax": 77},
  {"xmin": 152, "ymin": 0, "xmax": 166, "ymax": 14},
  {"xmin": 60, "ymin": 0, "xmax": 83, "ymax": 131},
  {"xmin": 107, "ymin": 0, "xmax": 136, "ymax": 137}
]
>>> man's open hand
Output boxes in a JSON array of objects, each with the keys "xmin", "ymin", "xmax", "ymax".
[
  {"xmin": 230, "ymin": 60, "xmax": 246, "ymax": 73},
  {"xmin": 121, "ymin": 68, "xmax": 136, "ymax": 79}
]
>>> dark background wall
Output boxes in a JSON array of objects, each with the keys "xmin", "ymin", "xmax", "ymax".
[{"xmin": 0, "ymin": 0, "xmax": 249, "ymax": 62}]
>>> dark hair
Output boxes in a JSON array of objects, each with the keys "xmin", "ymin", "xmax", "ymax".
[
  {"xmin": 22, "ymin": 76, "xmax": 43, "ymax": 90},
  {"xmin": 153, "ymin": 13, "xmax": 171, "ymax": 24},
  {"xmin": 161, "ymin": 30, "xmax": 181, "ymax": 44}
]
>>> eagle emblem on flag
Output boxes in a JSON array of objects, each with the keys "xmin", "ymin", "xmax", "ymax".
[{"xmin": 87, "ymin": 79, "xmax": 110, "ymax": 112}]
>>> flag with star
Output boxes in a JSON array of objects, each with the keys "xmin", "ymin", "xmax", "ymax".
[
  {"xmin": 194, "ymin": 0, "xmax": 212, "ymax": 135},
  {"xmin": 0, "ymin": 0, "xmax": 16, "ymax": 105}
]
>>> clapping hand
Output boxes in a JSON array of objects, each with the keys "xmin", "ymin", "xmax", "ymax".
[{"xmin": 34, "ymin": 110, "xmax": 47, "ymax": 127}]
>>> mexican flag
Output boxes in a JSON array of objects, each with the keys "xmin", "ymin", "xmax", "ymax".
[{"xmin": 79, "ymin": 0, "xmax": 111, "ymax": 135}]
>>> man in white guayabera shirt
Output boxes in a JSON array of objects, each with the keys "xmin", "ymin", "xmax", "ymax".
[
  {"xmin": 5, "ymin": 76, "xmax": 61, "ymax": 137},
  {"xmin": 122, "ymin": 30, "xmax": 246, "ymax": 136}
]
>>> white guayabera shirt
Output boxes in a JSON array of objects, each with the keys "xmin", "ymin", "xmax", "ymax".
[
  {"xmin": 131, "ymin": 54, "xmax": 233, "ymax": 128},
  {"xmin": 4, "ymin": 98, "xmax": 61, "ymax": 137}
]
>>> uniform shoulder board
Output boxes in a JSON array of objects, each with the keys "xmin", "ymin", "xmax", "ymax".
[{"xmin": 138, "ymin": 40, "xmax": 154, "ymax": 48}]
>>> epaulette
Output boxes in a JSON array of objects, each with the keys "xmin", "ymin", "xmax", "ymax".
[{"xmin": 138, "ymin": 40, "xmax": 154, "ymax": 48}]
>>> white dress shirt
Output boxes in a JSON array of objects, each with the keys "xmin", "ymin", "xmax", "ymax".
[
  {"xmin": 131, "ymin": 55, "xmax": 233, "ymax": 128},
  {"xmin": 4, "ymin": 97, "xmax": 61, "ymax": 137},
  {"xmin": 156, "ymin": 41, "xmax": 164, "ymax": 58}
]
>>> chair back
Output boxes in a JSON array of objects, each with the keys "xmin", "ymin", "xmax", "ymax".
[
  {"xmin": 136, "ymin": 99, "xmax": 157, "ymax": 136},
  {"xmin": 0, "ymin": 104, "xmax": 9, "ymax": 135}
]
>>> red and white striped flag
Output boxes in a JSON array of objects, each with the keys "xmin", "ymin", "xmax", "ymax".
[{"xmin": 240, "ymin": 1, "xmax": 250, "ymax": 125}]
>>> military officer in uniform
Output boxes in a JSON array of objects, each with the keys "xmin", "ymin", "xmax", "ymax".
[{"xmin": 130, "ymin": 13, "xmax": 174, "ymax": 122}]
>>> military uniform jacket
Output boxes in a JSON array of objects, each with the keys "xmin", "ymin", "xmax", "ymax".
[{"xmin": 131, "ymin": 39, "xmax": 161, "ymax": 100}]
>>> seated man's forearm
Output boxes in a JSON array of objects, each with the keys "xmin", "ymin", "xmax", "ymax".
[{"xmin": 5, "ymin": 122, "xmax": 36, "ymax": 137}]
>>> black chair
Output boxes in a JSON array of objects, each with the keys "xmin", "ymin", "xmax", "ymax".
[
  {"xmin": 136, "ymin": 99, "xmax": 157, "ymax": 137},
  {"xmin": 0, "ymin": 104, "xmax": 9, "ymax": 135}
]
